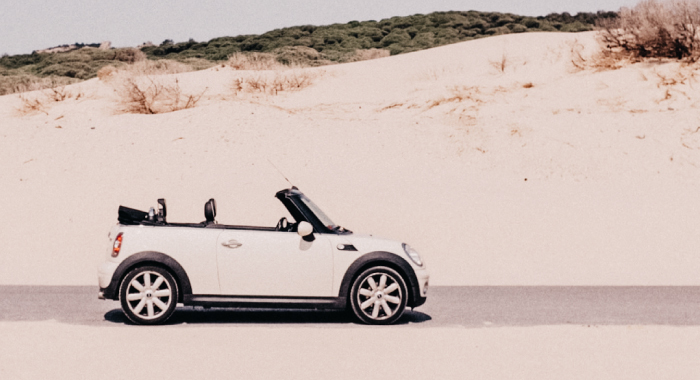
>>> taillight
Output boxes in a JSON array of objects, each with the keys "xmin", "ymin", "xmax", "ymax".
[{"xmin": 112, "ymin": 233, "xmax": 123, "ymax": 257}]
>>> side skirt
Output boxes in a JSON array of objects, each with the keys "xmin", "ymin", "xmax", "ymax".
[{"xmin": 183, "ymin": 295, "xmax": 347, "ymax": 310}]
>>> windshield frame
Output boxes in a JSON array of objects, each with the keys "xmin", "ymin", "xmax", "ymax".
[
  {"xmin": 298, "ymin": 194, "xmax": 336, "ymax": 230},
  {"xmin": 275, "ymin": 188, "xmax": 351, "ymax": 235}
]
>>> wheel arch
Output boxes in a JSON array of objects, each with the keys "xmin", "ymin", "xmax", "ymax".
[
  {"xmin": 338, "ymin": 251, "xmax": 420, "ymax": 307},
  {"xmin": 102, "ymin": 251, "xmax": 192, "ymax": 302}
]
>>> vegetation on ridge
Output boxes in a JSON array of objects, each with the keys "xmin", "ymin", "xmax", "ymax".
[{"xmin": 1, "ymin": 10, "xmax": 616, "ymax": 95}]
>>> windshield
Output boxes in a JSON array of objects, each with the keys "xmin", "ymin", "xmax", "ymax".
[{"xmin": 298, "ymin": 195, "xmax": 336, "ymax": 229}]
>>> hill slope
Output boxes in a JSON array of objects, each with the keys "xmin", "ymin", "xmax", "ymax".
[
  {"xmin": 0, "ymin": 10, "xmax": 614, "ymax": 95},
  {"xmin": 2, "ymin": 31, "xmax": 700, "ymax": 286}
]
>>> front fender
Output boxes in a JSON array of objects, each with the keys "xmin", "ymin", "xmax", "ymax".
[{"xmin": 338, "ymin": 251, "xmax": 422, "ymax": 307}]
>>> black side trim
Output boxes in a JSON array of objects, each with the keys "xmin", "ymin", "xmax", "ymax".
[
  {"xmin": 338, "ymin": 251, "xmax": 422, "ymax": 307},
  {"xmin": 102, "ymin": 251, "xmax": 192, "ymax": 302},
  {"xmin": 184, "ymin": 295, "xmax": 345, "ymax": 309}
]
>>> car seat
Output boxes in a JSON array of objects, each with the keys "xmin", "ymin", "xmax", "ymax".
[{"xmin": 204, "ymin": 198, "xmax": 217, "ymax": 225}]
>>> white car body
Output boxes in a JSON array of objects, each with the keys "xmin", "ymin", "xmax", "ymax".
[{"xmin": 98, "ymin": 187, "xmax": 429, "ymax": 325}]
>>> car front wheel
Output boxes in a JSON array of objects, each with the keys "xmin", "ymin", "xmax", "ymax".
[
  {"xmin": 349, "ymin": 266, "xmax": 408, "ymax": 325},
  {"xmin": 119, "ymin": 266, "xmax": 178, "ymax": 325}
]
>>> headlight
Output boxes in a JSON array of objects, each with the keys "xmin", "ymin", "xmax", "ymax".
[{"xmin": 402, "ymin": 243, "xmax": 423, "ymax": 267}]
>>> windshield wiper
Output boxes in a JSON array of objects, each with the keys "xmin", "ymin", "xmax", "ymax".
[{"xmin": 334, "ymin": 225, "xmax": 352, "ymax": 233}]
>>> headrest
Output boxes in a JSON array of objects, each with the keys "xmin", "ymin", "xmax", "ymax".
[{"xmin": 204, "ymin": 198, "xmax": 217, "ymax": 223}]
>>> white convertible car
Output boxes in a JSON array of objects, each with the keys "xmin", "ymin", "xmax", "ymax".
[{"xmin": 98, "ymin": 187, "xmax": 429, "ymax": 325}]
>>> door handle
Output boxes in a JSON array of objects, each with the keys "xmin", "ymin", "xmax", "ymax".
[{"xmin": 221, "ymin": 239, "xmax": 242, "ymax": 249}]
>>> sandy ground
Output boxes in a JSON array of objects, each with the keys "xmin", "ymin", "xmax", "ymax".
[
  {"xmin": 4, "ymin": 286, "xmax": 700, "ymax": 379},
  {"xmin": 2, "ymin": 31, "xmax": 700, "ymax": 286},
  {"xmin": 0, "ymin": 321, "xmax": 698, "ymax": 379}
]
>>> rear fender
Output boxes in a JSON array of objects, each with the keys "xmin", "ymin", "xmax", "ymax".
[{"xmin": 101, "ymin": 251, "xmax": 192, "ymax": 302}]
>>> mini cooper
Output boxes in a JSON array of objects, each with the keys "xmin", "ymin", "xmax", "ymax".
[{"xmin": 98, "ymin": 187, "xmax": 429, "ymax": 325}]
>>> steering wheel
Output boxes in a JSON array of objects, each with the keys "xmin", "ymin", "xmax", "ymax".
[{"xmin": 276, "ymin": 217, "xmax": 289, "ymax": 231}]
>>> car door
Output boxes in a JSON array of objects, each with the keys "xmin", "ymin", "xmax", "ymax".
[{"xmin": 215, "ymin": 229, "xmax": 333, "ymax": 297}]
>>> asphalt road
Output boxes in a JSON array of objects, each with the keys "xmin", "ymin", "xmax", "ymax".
[{"xmin": 1, "ymin": 286, "xmax": 699, "ymax": 327}]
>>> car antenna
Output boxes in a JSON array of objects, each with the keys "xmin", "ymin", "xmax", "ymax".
[{"xmin": 267, "ymin": 158, "xmax": 296, "ymax": 189}]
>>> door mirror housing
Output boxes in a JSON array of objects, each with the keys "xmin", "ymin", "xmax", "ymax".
[{"xmin": 297, "ymin": 221, "xmax": 313, "ymax": 237}]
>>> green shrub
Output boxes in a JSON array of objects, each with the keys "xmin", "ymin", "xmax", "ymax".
[
  {"xmin": 511, "ymin": 24, "xmax": 528, "ymax": 33},
  {"xmin": 380, "ymin": 29, "xmax": 412, "ymax": 47},
  {"xmin": 273, "ymin": 46, "xmax": 332, "ymax": 66},
  {"xmin": 524, "ymin": 19, "xmax": 541, "ymax": 28}
]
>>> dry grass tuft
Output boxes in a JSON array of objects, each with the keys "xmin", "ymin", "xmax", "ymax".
[
  {"xmin": 118, "ymin": 60, "xmax": 194, "ymax": 76},
  {"xmin": 116, "ymin": 76, "xmax": 206, "ymax": 114},
  {"xmin": 99, "ymin": 60, "xmax": 198, "ymax": 84},
  {"xmin": 598, "ymin": 0, "xmax": 700, "ymax": 63},
  {"xmin": 348, "ymin": 48, "xmax": 391, "ymax": 62},
  {"xmin": 489, "ymin": 53, "xmax": 510, "ymax": 73},
  {"xmin": 16, "ymin": 85, "xmax": 83, "ymax": 115},
  {"xmin": 1, "ymin": 75, "xmax": 79, "ymax": 96},
  {"xmin": 232, "ymin": 69, "xmax": 321, "ymax": 95},
  {"xmin": 427, "ymin": 86, "xmax": 483, "ymax": 109},
  {"xmin": 227, "ymin": 52, "xmax": 287, "ymax": 70},
  {"xmin": 17, "ymin": 94, "xmax": 47, "ymax": 115},
  {"xmin": 97, "ymin": 65, "xmax": 118, "ymax": 81},
  {"xmin": 114, "ymin": 48, "xmax": 147, "ymax": 64}
]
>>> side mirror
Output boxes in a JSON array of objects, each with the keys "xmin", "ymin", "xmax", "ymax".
[{"xmin": 297, "ymin": 221, "xmax": 313, "ymax": 237}]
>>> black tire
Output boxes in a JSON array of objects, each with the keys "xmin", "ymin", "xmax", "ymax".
[
  {"xmin": 119, "ymin": 266, "xmax": 179, "ymax": 325},
  {"xmin": 349, "ymin": 266, "xmax": 408, "ymax": 325}
]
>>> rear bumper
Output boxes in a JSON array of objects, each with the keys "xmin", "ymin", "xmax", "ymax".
[
  {"xmin": 98, "ymin": 261, "xmax": 120, "ymax": 300},
  {"xmin": 98, "ymin": 261, "xmax": 119, "ymax": 289}
]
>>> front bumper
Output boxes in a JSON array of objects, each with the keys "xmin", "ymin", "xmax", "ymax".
[{"xmin": 412, "ymin": 267, "xmax": 429, "ymax": 307}]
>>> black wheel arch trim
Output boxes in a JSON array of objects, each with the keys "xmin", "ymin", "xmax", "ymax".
[
  {"xmin": 102, "ymin": 251, "xmax": 192, "ymax": 302},
  {"xmin": 338, "ymin": 251, "xmax": 423, "ymax": 308}
]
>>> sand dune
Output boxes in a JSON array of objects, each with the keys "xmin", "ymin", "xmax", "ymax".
[{"xmin": 2, "ymin": 31, "xmax": 700, "ymax": 286}]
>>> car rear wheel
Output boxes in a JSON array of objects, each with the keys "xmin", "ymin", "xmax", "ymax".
[
  {"xmin": 119, "ymin": 266, "xmax": 178, "ymax": 325},
  {"xmin": 349, "ymin": 266, "xmax": 408, "ymax": 325}
]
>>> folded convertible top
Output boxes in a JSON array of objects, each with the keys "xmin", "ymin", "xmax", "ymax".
[{"xmin": 118, "ymin": 206, "xmax": 148, "ymax": 225}]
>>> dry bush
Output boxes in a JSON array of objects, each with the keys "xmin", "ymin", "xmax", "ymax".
[
  {"xmin": 232, "ymin": 70, "xmax": 320, "ymax": 95},
  {"xmin": 17, "ymin": 94, "xmax": 47, "ymax": 115},
  {"xmin": 116, "ymin": 76, "xmax": 206, "ymax": 114},
  {"xmin": 98, "ymin": 60, "xmax": 195, "ymax": 82},
  {"xmin": 177, "ymin": 57, "xmax": 217, "ymax": 71},
  {"xmin": 273, "ymin": 46, "xmax": 331, "ymax": 67},
  {"xmin": 44, "ymin": 85, "xmax": 81, "ymax": 102},
  {"xmin": 570, "ymin": 40, "xmax": 589, "ymax": 70},
  {"xmin": 119, "ymin": 59, "xmax": 194, "ymax": 76},
  {"xmin": 97, "ymin": 65, "xmax": 118, "ymax": 81},
  {"xmin": 1, "ymin": 75, "xmax": 79, "ymax": 96},
  {"xmin": 114, "ymin": 48, "xmax": 147, "ymax": 64},
  {"xmin": 347, "ymin": 48, "xmax": 391, "ymax": 62},
  {"xmin": 227, "ymin": 52, "xmax": 286, "ymax": 70},
  {"xmin": 598, "ymin": 0, "xmax": 700, "ymax": 62}
]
